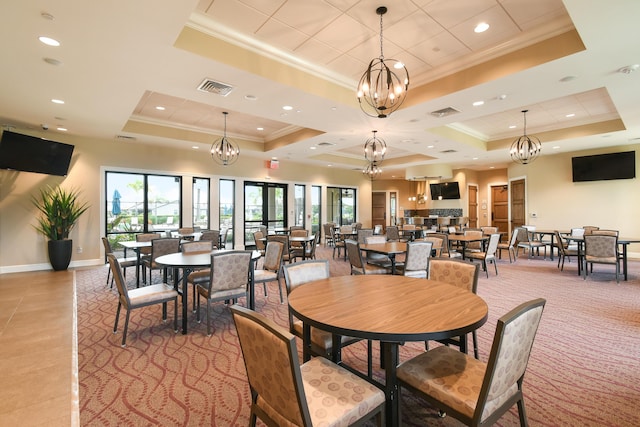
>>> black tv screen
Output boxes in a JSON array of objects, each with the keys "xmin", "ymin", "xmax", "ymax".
[
  {"xmin": 572, "ymin": 151, "xmax": 635, "ymax": 182},
  {"xmin": 430, "ymin": 182, "xmax": 461, "ymax": 199},
  {"xmin": 0, "ymin": 130, "xmax": 74, "ymax": 176}
]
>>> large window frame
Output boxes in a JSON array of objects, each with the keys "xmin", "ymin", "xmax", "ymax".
[
  {"xmin": 327, "ymin": 187, "xmax": 356, "ymax": 226},
  {"xmin": 192, "ymin": 177, "xmax": 210, "ymax": 230},
  {"xmin": 294, "ymin": 184, "xmax": 305, "ymax": 228},
  {"xmin": 244, "ymin": 181, "xmax": 288, "ymax": 241},
  {"xmin": 311, "ymin": 185, "xmax": 321, "ymax": 237},
  {"xmin": 219, "ymin": 179, "xmax": 235, "ymax": 249}
]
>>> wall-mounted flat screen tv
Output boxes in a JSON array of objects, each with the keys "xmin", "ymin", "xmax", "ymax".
[
  {"xmin": 429, "ymin": 181, "xmax": 461, "ymax": 199},
  {"xmin": 571, "ymin": 151, "xmax": 635, "ymax": 182},
  {"xmin": 0, "ymin": 130, "xmax": 74, "ymax": 176}
]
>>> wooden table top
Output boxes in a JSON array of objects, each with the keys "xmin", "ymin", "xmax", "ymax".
[
  {"xmin": 359, "ymin": 241, "xmax": 407, "ymax": 255},
  {"xmin": 155, "ymin": 249, "xmax": 261, "ymax": 268},
  {"xmin": 288, "ymin": 275, "xmax": 488, "ymax": 342},
  {"xmin": 448, "ymin": 234, "xmax": 490, "ymax": 242}
]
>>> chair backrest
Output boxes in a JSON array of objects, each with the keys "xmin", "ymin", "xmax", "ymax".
[
  {"xmin": 481, "ymin": 226, "xmax": 498, "ymax": 234},
  {"xmin": 421, "ymin": 236, "xmax": 443, "ymax": 256},
  {"xmin": 290, "ymin": 225, "xmax": 304, "ymax": 232},
  {"xmin": 403, "ymin": 224, "xmax": 416, "ymax": 231},
  {"xmin": 515, "ymin": 227, "xmax": 530, "ymax": 244},
  {"xmin": 475, "ymin": 299, "xmax": 546, "ymax": 422},
  {"xmin": 523, "ymin": 225, "xmax": 536, "ymax": 232},
  {"xmin": 465, "ymin": 229, "xmax": 483, "ymax": 249},
  {"xmin": 430, "ymin": 232, "xmax": 450, "ymax": 255},
  {"xmin": 258, "ymin": 225, "xmax": 268, "ymax": 236},
  {"xmin": 345, "ymin": 239, "xmax": 365, "ymax": 270},
  {"xmin": 373, "ymin": 224, "xmax": 383, "ymax": 235},
  {"xmin": 262, "ymin": 241, "xmax": 284, "ymax": 272},
  {"xmin": 136, "ymin": 232, "xmax": 160, "ymax": 254},
  {"xmin": 322, "ymin": 223, "xmax": 333, "ymax": 238},
  {"xmin": 448, "ymin": 226, "xmax": 457, "ymax": 234},
  {"xmin": 151, "ymin": 238, "xmax": 180, "ymax": 261},
  {"xmin": 178, "ymin": 227, "xmax": 194, "ymax": 235},
  {"xmin": 364, "ymin": 235, "xmax": 386, "ymax": 244},
  {"xmin": 101, "ymin": 236, "xmax": 113, "ymax": 255},
  {"xmin": 403, "ymin": 241, "xmax": 433, "ymax": 275},
  {"xmin": 437, "ymin": 217, "xmax": 450, "ymax": 226},
  {"xmin": 570, "ymin": 228, "xmax": 585, "ymax": 237},
  {"xmin": 268, "ymin": 234, "xmax": 290, "ymax": 252},
  {"xmin": 231, "ymin": 305, "xmax": 311, "ymax": 426},
  {"xmin": 181, "ymin": 240, "xmax": 213, "ymax": 253},
  {"xmin": 305, "ymin": 236, "xmax": 318, "ymax": 258},
  {"xmin": 386, "ymin": 226, "xmax": 400, "ymax": 241},
  {"xmin": 508, "ymin": 228, "xmax": 519, "ymax": 246},
  {"xmin": 357, "ymin": 228, "xmax": 374, "ymax": 243},
  {"xmin": 583, "ymin": 226, "xmax": 599, "ymax": 235},
  {"xmin": 428, "ymin": 258, "xmax": 479, "ymax": 293},
  {"xmin": 200, "ymin": 230, "xmax": 220, "ymax": 246},
  {"xmin": 584, "ymin": 234, "xmax": 618, "ymax": 258},
  {"xmin": 485, "ymin": 233, "xmax": 501, "ymax": 257},
  {"xmin": 221, "ymin": 228, "xmax": 230, "ymax": 248},
  {"xmin": 353, "ymin": 222, "xmax": 363, "ymax": 231},
  {"xmin": 107, "ymin": 253, "xmax": 130, "ymax": 306},
  {"xmin": 282, "ymin": 260, "xmax": 330, "ymax": 294},
  {"xmin": 253, "ymin": 231, "xmax": 266, "ymax": 251},
  {"xmin": 290, "ymin": 229, "xmax": 308, "ymax": 247},
  {"xmin": 339, "ymin": 225, "xmax": 353, "ymax": 234},
  {"xmin": 209, "ymin": 251, "xmax": 252, "ymax": 292},
  {"xmin": 591, "ymin": 229, "xmax": 619, "ymax": 237},
  {"xmin": 554, "ymin": 231, "xmax": 569, "ymax": 256}
]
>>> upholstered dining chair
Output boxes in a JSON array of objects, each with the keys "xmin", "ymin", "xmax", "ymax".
[
  {"xmin": 330, "ymin": 226, "xmax": 347, "ymax": 259},
  {"xmin": 463, "ymin": 229, "xmax": 484, "ymax": 254},
  {"xmin": 107, "ymin": 254, "xmax": 178, "ymax": 347},
  {"xmin": 555, "ymin": 231, "xmax": 578, "ymax": 271},
  {"xmin": 583, "ymin": 225, "xmax": 600, "ymax": 235},
  {"xmin": 466, "ymin": 233, "xmax": 501, "ymax": 278},
  {"xmin": 364, "ymin": 235, "xmax": 393, "ymax": 268},
  {"xmin": 346, "ymin": 239, "xmax": 391, "ymax": 275},
  {"xmin": 515, "ymin": 227, "xmax": 547, "ymax": 259},
  {"xmin": 230, "ymin": 304, "xmax": 385, "ymax": 427},
  {"xmin": 252, "ymin": 230, "xmax": 266, "ymax": 257},
  {"xmin": 253, "ymin": 240, "xmax": 285, "ymax": 303},
  {"xmin": 584, "ymin": 234, "xmax": 620, "ymax": 283},
  {"xmin": 282, "ymin": 260, "xmax": 373, "ymax": 376},
  {"xmin": 141, "ymin": 237, "xmax": 180, "ymax": 285},
  {"xmin": 322, "ymin": 222, "xmax": 335, "ymax": 247},
  {"xmin": 497, "ymin": 228, "xmax": 519, "ymax": 263},
  {"xmin": 199, "ymin": 229, "xmax": 220, "ymax": 248},
  {"xmin": 431, "ymin": 232, "xmax": 462, "ymax": 259},
  {"xmin": 135, "ymin": 232, "xmax": 160, "ymax": 282},
  {"xmin": 396, "ymin": 241, "xmax": 433, "ymax": 278},
  {"xmin": 181, "ymin": 240, "xmax": 214, "ymax": 311},
  {"xmin": 289, "ymin": 228, "xmax": 309, "ymax": 260},
  {"xmin": 397, "ymin": 298, "xmax": 546, "ymax": 427},
  {"xmin": 101, "ymin": 237, "xmax": 137, "ymax": 288},
  {"xmin": 267, "ymin": 234, "xmax": 293, "ymax": 263},
  {"xmin": 195, "ymin": 250, "xmax": 253, "ymax": 336},
  {"xmin": 421, "ymin": 236, "xmax": 444, "ymax": 257},
  {"xmin": 386, "ymin": 225, "xmax": 401, "ymax": 242},
  {"xmin": 427, "ymin": 258, "xmax": 480, "ymax": 358}
]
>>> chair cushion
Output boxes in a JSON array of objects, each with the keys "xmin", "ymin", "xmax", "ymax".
[
  {"xmin": 128, "ymin": 283, "xmax": 178, "ymax": 307},
  {"xmin": 301, "ymin": 356, "xmax": 385, "ymax": 426},
  {"xmin": 187, "ymin": 269, "xmax": 210, "ymax": 285},
  {"xmin": 254, "ymin": 269, "xmax": 278, "ymax": 283},
  {"xmin": 292, "ymin": 320, "xmax": 357, "ymax": 349},
  {"xmin": 397, "ymin": 346, "xmax": 486, "ymax": 419}
]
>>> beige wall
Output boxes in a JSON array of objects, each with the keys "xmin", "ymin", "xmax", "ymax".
[{"xmin": 0, "ymin": 131, "xmax": 371, "ymax": 273}]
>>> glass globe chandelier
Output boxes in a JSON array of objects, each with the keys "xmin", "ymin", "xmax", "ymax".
[
  {"xmin": 356, "ymin": 6, "xmax": 410, "ymax": 118},
  {"xmin": 210, "ymin": 111, "xmax": 240, "ymax": 166},
  {"xmin": 363, "ymin": 130, "xmax": 387, "ymax": 163},
  {"xmin": 363, "ymin": 161, "xmax": 383, "ymax": 180},
  {"xmin": 510, "ymin": 110, "xmax": 541, "ymax": 164}
]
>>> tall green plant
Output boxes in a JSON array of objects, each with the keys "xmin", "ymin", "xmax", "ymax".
[{"xmin": 32, "ymin": 186, "xmax": 90, "ymax": 240}]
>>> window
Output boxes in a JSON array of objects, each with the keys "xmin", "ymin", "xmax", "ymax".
[
  {"xmin": 219, "ymin": 179, "xmax": 235, "ymax": 248},
  {"xmin": 192, "ymin": 177, "xmax": 210, "ymax": 230},
  {"xmin": 294, "ymin": 184, "xmax": 305, "ymax": 227},
  {"xmin": 105, "ymin": 171, "xmax": 181, "ymax": 247},
  {"xmin": 311, "ymin": 185, "xmax": 321, "ymax": 236},
  {"xmin": 327, "ymin": 187, "xmax": 356, "ymax": 225},
  {"xmin": 244, "ymin": 181, "xmax": 287, "ymax": 240}
]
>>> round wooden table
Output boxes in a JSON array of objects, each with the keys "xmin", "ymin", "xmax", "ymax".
[{"xmin": 288, "ymin": 274, "xmax": 488, "ymax": 427}]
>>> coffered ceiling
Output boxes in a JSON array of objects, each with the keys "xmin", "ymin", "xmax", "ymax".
[{"xmin": 0, "ymin": 0, "xmax": 639, "ymax": 179}]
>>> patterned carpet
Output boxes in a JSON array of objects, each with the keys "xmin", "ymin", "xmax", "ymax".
[{"xmin": 77, "ymin": 246, "xmax": 640, "ymax": 426}]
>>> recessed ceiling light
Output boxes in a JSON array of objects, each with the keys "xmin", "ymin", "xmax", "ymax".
[
  {"xmin": 472, "ymin": 100, "xmax": 484, "ymax": 107},
  {"xmin": 282, "ymin": 105, "xmax": 293, "ymax": 111},
  {"xmin": 310, "ymin": 146, "xmax": 316, "ymax": 150},
  {"xmin": 553, "ymin": 146, "xmax": 560, "ymax": 149},
  {"xmin": 560, "ymin": 75, "xmax": 577, "ymax": 82},
  {"xmin": 244, "ymin": 95, "xmax": 257, "ymax": 101},
  {"xmin": 43, "ymin": 57, "xmax": 63, "ymax": 66},
  {"xmin": 474, "ymin": 22, "xmax": 490, "ymax": 33},
  {"xmin": 565, "ymin": 113, "xmax": 575, "ymax": 118},
  {"xmin": 489, "ymin": 166, "xmax": 495, "ymax": 169},
  {"xmin": 51, "ymin": 99, "xmax": 64, "ymax": 104},
  {"xmin": 155, "ymin": 106, "xmax": 165, "ymax": 110},
  {"xmin": 327, "ymin": 164, "xmax": 332, "ymax": 167},
  {"xmin": 192, "ymin": 146, "xmax": 199, "ymax": 149},
  {"xmin": 41, "ymin": 12, "xmax": 55, "ymax": 21},
  {"xmin": 509, "ymin": 125, "xmax": 516, "ymax": 129},
  {"xmin": 39, "ymin": 36, "xmax": 60, "ymax": 46},
  {"xmin": 427, "ymin": 145, "xmax": 434, "ymax": 149},
  {"xmin": 472, "ymin": 157, "xmax": 479, "ymax": 160},
  {"xmin": 271, "ymin": 157, "xmax": 278, "ymax": 160},
  {"xmin": 56, "ymin": 127, "xmax": 67, "ymax": 131}
]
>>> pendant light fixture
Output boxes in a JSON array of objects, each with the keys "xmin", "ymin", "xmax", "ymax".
[
  {"xmin": 362, "ymin": 161, "xmax": 382, "ymax": 180},
  {"xmin": 210, "ymin": 111, "xmax": 240, "ymax": 166},
  {"xmin": 356, "ymin": 6, "xmax": 410, "ymax": 118},
  {"xmin": 363, "ymin": 130, "xmax": 387, "ymax": 163},
  {"xmin": 510, "ymin": 110, "xmax": 541, "ymax": 164}
]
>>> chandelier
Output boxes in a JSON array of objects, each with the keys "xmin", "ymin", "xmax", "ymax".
[
  {"xmin": 356, "ymin": 6, "xmax": 410, "ymax": 118},
  {"xmin": 210, "ymin": 111, "xmax": 240, "ymax": 166},
  {"xmin": 362, "ymin": 161, "xmax": 382, "ymax": 180},
  {"xmin": 510, "ymin": 110, "xmax": 541, "ymax": 164},
  {"xmin": 363, "ymin": 130, "xmax": 386, "ymax": 162}
]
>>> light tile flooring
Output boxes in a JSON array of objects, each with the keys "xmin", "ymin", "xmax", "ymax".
[{"xmin": 0, "ymin": 270, "xmax": 78, "ymax": 426}]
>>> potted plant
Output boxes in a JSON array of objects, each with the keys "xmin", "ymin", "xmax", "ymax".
[{"xmin": 32, "ymin": 185, "xmax": 90, "ymax": 271}]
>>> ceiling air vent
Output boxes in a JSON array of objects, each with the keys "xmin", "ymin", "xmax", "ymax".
[
  {"xmin": 430, "ymin": 107, "xmax": 460, "ymax": 118},
  {"xmin": 197, "ymin": 78, "xmax": 234, "ymax": 97},
  {"xmin": 317, "ymin": 142, "xmax": 335, "ymax": 146},
  {"xmin": 115, "ymin": 135, "xmax": 136, "ymax": 142},
  {"xmin": 440, "ymin": 149, "xmax": 457, "ymax": 153}
]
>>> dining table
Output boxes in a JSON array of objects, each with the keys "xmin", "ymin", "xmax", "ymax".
[
  {"xmin": 119, "ymin": 240, "xmax": 152, "ymax": 287},
  {"xmin": 155, "ymin": 249, "xmax": 261, "ymax": 334},
  {"xmin": 288, "ymin": 274, "xmax": 488, "ymax": 427},
  {"xmin": 564, "ymin": 235, "xmax": 640, "ymax": 280},
  {"xmin": 359, "ymin": 241, "xmax": 407, "ymax": 274},
  {"xmin": 447, "ymin": 234, "xmax": 489, "ymax": 260},
  {"xmin": 288, "ymin": 234, "xmax": 316, "ymax": 260},
  {"xmin": 529, "ymin": 229, "xmax": 570, "ymax": 261}
]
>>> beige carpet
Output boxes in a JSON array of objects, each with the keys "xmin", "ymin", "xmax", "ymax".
[{"xmin": 77, "ymin": 246, "xmax": 640, "ymax": 426}]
